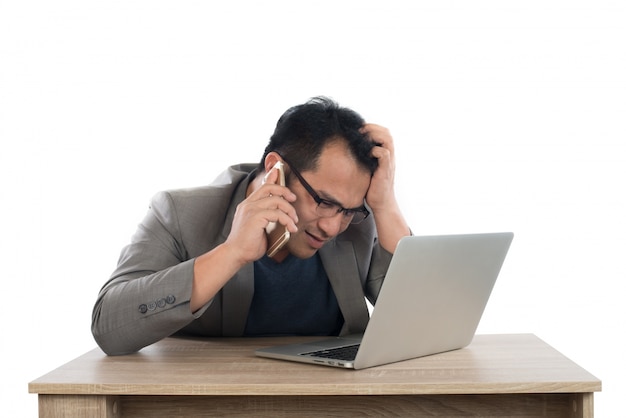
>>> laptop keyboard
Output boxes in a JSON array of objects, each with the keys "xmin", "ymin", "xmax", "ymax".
[{"xmin": 300, "ymin": 344, "xmax": 360, "ymax": 361}]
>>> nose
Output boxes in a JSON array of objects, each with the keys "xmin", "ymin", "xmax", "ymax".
[{"xmin": 317, "ymin": 213, "xmax": 346, "ymax": 238}]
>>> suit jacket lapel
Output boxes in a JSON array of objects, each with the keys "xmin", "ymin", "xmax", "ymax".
[
  {"xmin": 319, "ymin": 240, "xmax": 369, "ymax": 335},
  {"xmin": 221, "ymin": 263, "xmax": 254, "ymax": 336}
]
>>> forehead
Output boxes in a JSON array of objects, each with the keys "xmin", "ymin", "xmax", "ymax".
[{"xmin": 302, "ymin": 142, "xmax": 371, "ymax": 207}]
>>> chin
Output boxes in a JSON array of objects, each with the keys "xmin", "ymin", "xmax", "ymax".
[{"xmin": 287, "ymin": 242, "xmax": 319, "ymax": 260}]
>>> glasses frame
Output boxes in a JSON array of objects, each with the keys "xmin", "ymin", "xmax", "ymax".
[{"xmin": 277, "ymin": 154, "xmax": 370, "ymax": 225}]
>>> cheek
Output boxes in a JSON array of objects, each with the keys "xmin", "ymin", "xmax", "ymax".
[{"xmin": 292, "ymin": 197, "xmax": 316, "ymax": 225}]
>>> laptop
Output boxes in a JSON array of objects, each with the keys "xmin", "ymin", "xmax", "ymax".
[{"xmin": 255, "ymin": 232, "xmax": 513, "ymax": 369}]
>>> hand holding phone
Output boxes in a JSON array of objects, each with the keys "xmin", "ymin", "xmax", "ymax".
[{"xmin": 264, "ymin": 161, "xmax": 291, "ymax": 258}]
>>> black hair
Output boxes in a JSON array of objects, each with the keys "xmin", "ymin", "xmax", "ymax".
[{"xmin": 259, "ymin": 96, "xmax": 378, "ymax": 175}]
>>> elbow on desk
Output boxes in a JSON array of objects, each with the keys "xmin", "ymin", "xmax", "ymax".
[
  {"xmin": 90, "ymin": 293, "xmax": 196, "ymax": 356},
  {"xmin": 91, "ymin": 310, "xmax": 143, "ymax": 356},
  {"xmin": 94, "ymin": 338, "xmax": 141, "ymax": 356},
  {"xmin": 90, "ymin": 293, "xmax": 154, "ymax": 356}
]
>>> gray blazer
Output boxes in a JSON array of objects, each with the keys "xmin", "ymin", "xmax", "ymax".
[{"xmin": 92, "ymin": 164, "xmax": 393, "ymax": 355}]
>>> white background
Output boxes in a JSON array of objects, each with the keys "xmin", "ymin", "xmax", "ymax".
[{"xmin": 1, "ymin": 1, "xmax": 624, "ymax": 416}]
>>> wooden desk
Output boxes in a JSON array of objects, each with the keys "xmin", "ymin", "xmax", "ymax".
[{"xmin": 29, "ymin": 334, "xmax": 600, "ymax": 417}]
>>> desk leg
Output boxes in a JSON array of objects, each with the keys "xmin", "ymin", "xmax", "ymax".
[
  {"xmin": 38, "ymin": 395, "xmax": 120, "ymax": 418},
  {"xmin": 574, "ymin": 392, "xmax": 594, "ymax": 418}
]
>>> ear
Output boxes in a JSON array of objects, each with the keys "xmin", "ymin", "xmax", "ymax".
[{"xmin": 263, "ymin": 152, "xmax": 283, "ymax": 173}]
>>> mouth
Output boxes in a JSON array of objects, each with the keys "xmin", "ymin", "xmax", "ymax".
[{"xmin": 305, "ymin": 231, "xmax": 326, "ymax": 249}]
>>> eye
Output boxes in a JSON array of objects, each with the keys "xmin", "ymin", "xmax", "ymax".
[{"xmin": 318, "ymin": 200, "xmax": 338, "ymax": 211}]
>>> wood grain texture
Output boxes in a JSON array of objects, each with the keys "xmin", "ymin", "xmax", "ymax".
[
  {"xmin": 30, "ymin": 334, "xmax": 600, "ymax": 396},
  {"xmin": 38, "ymin": 395, "xmax": 120, "ymax": 418},
  {"xmin": 117, "ymin": 393, "xmax": 589, "ymax": 417},
  {"xmin": 36, "ymin": 393, "xmax": 593, "ymax": 418},
  {"xmin": 29, "ymin": 334, "xmax": 600, "ymax": 417}
]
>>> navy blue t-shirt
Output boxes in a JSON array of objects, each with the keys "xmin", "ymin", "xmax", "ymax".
[{"xmin": 244, "ymin": 253, "xmax": 344, "ymax": 336}]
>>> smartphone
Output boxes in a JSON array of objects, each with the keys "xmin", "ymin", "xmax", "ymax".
[{"xmin": 265, "ymin": 161, "xmax": 291, "ymax": 258}]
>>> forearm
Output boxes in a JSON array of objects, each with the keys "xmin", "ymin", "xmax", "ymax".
[
  {"xmin": 91, "ymin": 259, "xmax": 200, "ymax": 355},
  {"xmin": 92, "ymin": 244, "xmax": 249, "ymax": 354},
  {"xmin": 372, "ymin": 198, "xmax": 411, "ymax": 254},
  {"xmin": 190, "ymin": 242, "xmax": 248, "ymax": 313},
  {"xmin": 361, "ymin": 123, "xmax": 411, "ymax": 253}
]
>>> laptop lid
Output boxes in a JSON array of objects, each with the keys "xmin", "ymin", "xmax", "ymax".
[
  {"xmin": 255, "ymin": 232, "xmax": 513, "ymax": 370},
  {"xmin": 353, "ymin": 232, "xmax": 513, "ymax": 369}
]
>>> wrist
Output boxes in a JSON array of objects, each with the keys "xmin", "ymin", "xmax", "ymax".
[
  {"xmin": 371, "ymin": 202, "xmax": 410, "ymax": 253},
  {"xmin": 191, "ymin": 243, "xmax": 249, "ymax": 313}
]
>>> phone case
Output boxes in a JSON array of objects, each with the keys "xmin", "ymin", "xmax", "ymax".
[{"xmin": 265, "ymin": 161, "xmax": 290, "ymax": 257}]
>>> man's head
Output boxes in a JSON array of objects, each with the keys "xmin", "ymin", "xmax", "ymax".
[
  {"xmin": 259, "ymin": 96, "xmax": 378, "ymax": 175},
  {"xmin": 260, "ymin": 97, "xmax": 378, "ymax": 260}
]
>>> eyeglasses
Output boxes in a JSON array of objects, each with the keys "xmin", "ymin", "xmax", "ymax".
[{"xmin": 278, "ymin": 154, "xmax": 370, "ymax": 225}]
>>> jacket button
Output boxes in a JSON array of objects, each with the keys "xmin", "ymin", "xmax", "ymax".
[
  {"xmin": 157, "ymin": 298, "xmax": 166, "ymax": 308},
  {"xmin": 138, "ymin": 304, "xmax": 148, "ymax": 314},
  {"xmin": 147, "ymin": 301, "xmax": 157, "ymax": 311},
  {"xmin": 166, "ymin": 295, "xmax": 176, "ymax": 304}
]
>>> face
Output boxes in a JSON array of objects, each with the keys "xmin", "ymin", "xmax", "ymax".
[{"xmin": 282, "ymin": 141, "xmax": 371, "ymax": 260}]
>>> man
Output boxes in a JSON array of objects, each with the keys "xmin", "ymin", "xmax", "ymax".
[{"xmin": 91, "ymin": 97, "xmax": 410, "ymax": 355}]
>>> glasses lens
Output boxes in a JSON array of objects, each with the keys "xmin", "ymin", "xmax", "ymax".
[
  {"xmin": 315, "ymin": 202, "xmax": 368, "ymax": 224},
  {"xmin": 315, "ymin": 201, "xmax": 339, "ymax": 218},
  {"xmin": 349, "ymin": 210, "xmax": 368, "ymax": 224}
]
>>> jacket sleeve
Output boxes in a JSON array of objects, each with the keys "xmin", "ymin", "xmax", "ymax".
[{"xmin": 91, "ymin": 191, "xmax": 211, "ymax": 355}]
